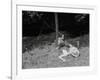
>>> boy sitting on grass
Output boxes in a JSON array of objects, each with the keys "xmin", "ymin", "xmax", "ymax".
[{"xmin": 56, "ymin": 34, "xmax": 80, "ymax": 62}]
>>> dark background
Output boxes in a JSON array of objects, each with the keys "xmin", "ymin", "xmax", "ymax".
[{"xmin": 22, "ymin": 11, "xmax": 89, "ymax": 37}]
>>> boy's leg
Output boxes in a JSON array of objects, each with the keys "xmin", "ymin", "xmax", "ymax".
[
  {"xmin": 58, "ymin": 49, "xmax": 69, "ymax": 62},
  {"xmin": 59, "ymin": 55, "xmax": 66, "ymax": 62}
]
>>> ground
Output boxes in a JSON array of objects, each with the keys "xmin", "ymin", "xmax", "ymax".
[{"xmin": 22, "ymin": 33, "xmax": 89, "ymax": 69}]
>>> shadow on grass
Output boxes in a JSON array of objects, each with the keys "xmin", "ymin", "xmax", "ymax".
[{"xmin": 22, "ymin": 33, "xmax": 89, "ymax": 53}]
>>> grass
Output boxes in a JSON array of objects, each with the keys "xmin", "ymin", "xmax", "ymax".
[{"xmin": 22, "ymin": 33, "xmax": 89, "ymax": 69}]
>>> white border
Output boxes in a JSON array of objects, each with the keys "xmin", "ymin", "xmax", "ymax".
[{"xmin": 12, "ymin": 3, "xmax": 97, "ymax": 80}]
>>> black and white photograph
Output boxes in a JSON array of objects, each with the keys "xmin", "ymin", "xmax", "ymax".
[
  {"xmin": 22, "ymin": 10, "xmax": 89, "ymax": 69},
  {"xmin": 11, "ymin": 2, "xmax": 97, "ymax": 79}
]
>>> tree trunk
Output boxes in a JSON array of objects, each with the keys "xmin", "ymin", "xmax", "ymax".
[{"xmin": 55, "ymin": 13, "xmax": 59, "ymax": 46}]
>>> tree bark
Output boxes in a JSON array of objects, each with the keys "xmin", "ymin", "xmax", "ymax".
[{"xmin": 55, "ymin": 13, "xmax": 59, "ymax": 46}]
